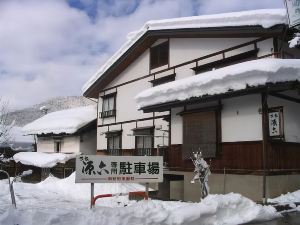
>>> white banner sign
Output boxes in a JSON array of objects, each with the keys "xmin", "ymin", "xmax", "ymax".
[
  {"xmin": 285, "ymin": 0, "xmax": 300, "ymax": 27},
  {"xmin": 75, "ymin": 155, "xmax": 163, "ymax": 183}
]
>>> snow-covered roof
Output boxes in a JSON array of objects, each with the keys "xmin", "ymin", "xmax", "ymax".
[
  {"xmin": 135, "ymin": 59, "xmax": 300, "ymax": 109},
  {"xmin": 82, "ymin": 9, "xmax": 287, "ymax": 94},
  {"xmin": 13, "ymin": 152, "xmax": 76, "ymax": 168},
  {"xmin": 22, "ymin": 105, "xmax": 97, "ymax": 135}
]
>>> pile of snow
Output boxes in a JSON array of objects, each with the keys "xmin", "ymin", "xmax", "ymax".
[
  {"xmin": 83, "ymin": 9, "xmax": 287, "ymax": 93},
  {"xmin": 22, "ymin": 105, "xmax": 96, "ymax": 135},
  {"xmin": 0, "ymin": 189, "xmax": 280, "ymax": 225},
  {"xmin": 136, "ymin": 59, "xmax": 300, "ymax": 109},
  {"xmin": 13, "ymin": 152, "xmax": 76, "ymax": 168},
  {"xmin": 289, "ymin": 34, "xmax": 300, "ymax": 48},
  {"xmin": 38, "ymin": 172, "xmax": 147, "ymax": 201},
  {"xmin": 268, "ymin": 190, "xmax": 300, "ymax": 205}
]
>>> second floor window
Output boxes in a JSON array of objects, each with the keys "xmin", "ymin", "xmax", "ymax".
[
  {"xmin": 106, "ymin": 131, "xmax": 122, "ymax": 156},
  {"xmin": 100, "ymin": 93, "xmax": 116, "ymax": 118},
  {"xmin": 150, "ymin": 41, "xmax": 169, "ymax": 69},
  {"xmin": 134, "ymin": 128, "xmax": 154, "ymax": 156}
]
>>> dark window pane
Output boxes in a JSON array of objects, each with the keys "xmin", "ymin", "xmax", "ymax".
[{"xmin": 150, "ymin": 41, "xmax": 169, "ymax": 69}]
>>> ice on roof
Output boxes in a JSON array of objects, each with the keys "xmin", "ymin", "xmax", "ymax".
[
  {"xmin": 135, "ymin": 59, "xmax": 300, "ymax": 109},
  {"xmin": 82, "ymin": 9, "xmax": 287, "ymax": 94},
  {"xmin": 22, "ymin": 105, "xmax": 96, "ymax": 135}
]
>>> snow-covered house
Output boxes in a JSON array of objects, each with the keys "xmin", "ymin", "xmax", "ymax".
[
  {"xmin": 83, "ymin": 9, "xmax": 300, "ymax": 202},
  {"xmin": 22, "ymin": 105, "xmax": 97, "ymax": 155}
]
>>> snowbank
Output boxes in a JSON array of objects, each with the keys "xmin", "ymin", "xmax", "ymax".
[
  {"xmin": 83, "ymin": 9, "xmax": 287, "ymax": 94},
  {"xmin": 13, "ymin": 152, "xmax": 76, "ymax": 168},
  {"xmin": 0, "ymin": 173, "xmax": 280, "ymax": 225},
  {"xmin": 135, "ymin": 59, "xmax": 300, "ymax": 109},
  {"xmin": 38, "ymin": 172, "xmax": 147, "ymax": 200},
  {"xmin": 0, "ymin": 191, "xmax": 280, "ymax": 225},
  {"xmin": 22, "ymin": 105, "xmax": 96, "ymax": 135},
  {"xmin": 268, "ymin": 190, "xmax": 300, "ymax": 205}
]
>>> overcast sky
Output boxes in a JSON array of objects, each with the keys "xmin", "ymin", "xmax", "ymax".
[{"xmin": 0, "ymin": 0, "xmax": 285, "ymax": 109}]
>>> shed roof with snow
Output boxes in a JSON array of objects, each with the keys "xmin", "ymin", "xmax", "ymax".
[
  {"xmin": 22, "ymin": 105, "xmax": 97, "ymax": 135},
  {"xmin": 82, "ymin": 9, "xmax": 288, "ymax": 98},
  {"xmin": 135, "ymin": 59, "xmax": 300, "ymax": 112}
]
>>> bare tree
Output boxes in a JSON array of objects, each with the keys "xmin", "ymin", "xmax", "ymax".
[{"xmin": 0, "ymin": 97, "xmax": 14, "ymax": 146}]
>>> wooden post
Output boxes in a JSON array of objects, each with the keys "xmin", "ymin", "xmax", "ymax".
[
  {"xmin": 261, "ymin": 92, "xmax": 268, "ymax": 204},
  {"xmin": 90, "ymin": 183, "xmax": 94, "ymax": 209},
  {"xmin": 145, "ymin": 182, "xmax": 149, "ymax": 199}
]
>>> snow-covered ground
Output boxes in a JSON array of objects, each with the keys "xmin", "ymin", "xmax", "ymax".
[
  {"xmin": 268, "ymin": 190, "xmax": 300, "ymax": 212},
  {"xmin": 0, "ymin": 173, "xmax": 281, "ymax": 225}
]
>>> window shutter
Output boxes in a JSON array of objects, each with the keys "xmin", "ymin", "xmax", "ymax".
[{"xmin": 183, "ymin": 111, "xmax": 217, "ymax": 159}]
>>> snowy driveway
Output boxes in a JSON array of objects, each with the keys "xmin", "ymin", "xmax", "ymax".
[{"xmin": 0, "ymin": 174, "xmax": 280, "ymax": 225}]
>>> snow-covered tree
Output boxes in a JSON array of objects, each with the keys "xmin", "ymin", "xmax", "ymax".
[
  {"xmin": 289, "ymin": 33, "xmax": 300, "ymax": 48},
  {"xmin": 0, "ymin": 97, "xmax": 13, "ymax": 148},
  {"xmin": 191, "ymin": 151, "xmax": 211, "ymax": 200}
]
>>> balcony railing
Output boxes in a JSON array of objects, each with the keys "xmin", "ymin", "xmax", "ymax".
[
  {"xmin": 108, "ymin": 149, "xmax": 121, "ymax": 156},
  {"xmin": 135, "ymin": 148, "xmax": 153, "ymax": 156},
  {"xmin": 99, "ymin": 110, "xmax": 116, "ymax": 118}
]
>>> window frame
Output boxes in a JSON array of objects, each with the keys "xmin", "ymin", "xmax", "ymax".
[
  {"xmin": 150, "ymin": 41, "xmax": 169, "ymax": 70},
  {"xmin": 100, "ymin": 92, "xmax": 116, "ymax": 118},
  {"xmin": 106, "ymin": 131, "xmax": 122, "ymax": 156},
  {"xmin": 181, "ymin": 106, "xmax": 221, "ymax": 159},
  {"xmin": 134, "ymin": 127, "xmax": 154, "ymax": 156}
]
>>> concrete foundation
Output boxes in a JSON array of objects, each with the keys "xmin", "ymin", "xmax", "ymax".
[{"xmin": 160, "ymin": 170, "xmax": 300, "ymax": 202}]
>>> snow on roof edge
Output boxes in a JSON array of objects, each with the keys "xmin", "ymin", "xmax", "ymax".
[
  {"xmin": 135, "ymin": 59, "xmax": 300, "ymax": 109},
  {"xmin": 13, "ymin": 152, "xmax": 76, "ymax": 168},
  {"xmin": 82, "ymin": 8, "xmax": 287, "ymax": 95},
  {"xmin": 22, "ymin": 105, "xmax": 97, "ymax": 136}
]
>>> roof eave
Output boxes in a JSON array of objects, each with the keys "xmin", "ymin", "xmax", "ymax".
[
  {"xmin": 83, "ymin": 24, "xmax": 287, "ymax": 98},
  {"xmin": 140, "ymin": 81, "xmax": 300, "ymax": 113}
]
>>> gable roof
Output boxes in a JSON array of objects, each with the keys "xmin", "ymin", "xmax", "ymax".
[
  {"xmin": 83, "ymin": 9, "xmax": 288, "ymax": 98},
  {"xmin": 135, "ymin": 59, "xmax": 300, "ymax": 112},
  {"xmin": 22, "ymin": 105, "xmax": 97, "ymax": 135}
]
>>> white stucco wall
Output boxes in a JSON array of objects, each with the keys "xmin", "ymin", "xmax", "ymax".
[
  {"xmin": 221, "ymin": 95, "xmax": 262, "ymax": 142},
  {"xmin": 80, "ymin": 129, "xmax": 97, "ymax": 155},
  {"xmin": 37, "ymin": 136, "xmax": 80, "ymax": 153},
  {"xmin": 37, "ymin": 138, "xmax": 54, "ymax": 153},
  {"xmin": 169, "ymin": 38, "xmax": 272, "ymax": 67},
  {"xmin": 171, "ymin": 107, "xmax": 183, "ymax": 145},
  {"xmin": 105, "ymin": 50, "xmax": 150, "ymax": 88},
  {"xmin": 170, "ymin": 95, "xmax": 263, "ymax": 144},
  {"xmin": 60, "ymin": 136, "xmax": 80, "ymax": 153}
]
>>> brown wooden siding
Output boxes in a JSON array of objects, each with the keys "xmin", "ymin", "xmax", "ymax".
[
  {"xmin": 167, "ymin": 141, "xmax": 300, "ymax": 174},
  {"xmin": 267, "ymin": 142, "xmax": 300, "ymax": 170}
]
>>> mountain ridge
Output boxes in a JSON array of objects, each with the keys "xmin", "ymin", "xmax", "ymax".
[{"xmin": 6, "ymin": 96, "xmax": 96, "ymax": 127}]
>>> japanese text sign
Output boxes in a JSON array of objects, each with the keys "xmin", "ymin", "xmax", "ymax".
[
  {"xmin": 268, "ymin": 107, "xmax": 284, "ymax": 139},
  {"xmin": 75, "ymin": 155, "xmax": 163, "ymax": 183},
  {"xmin": 285, "ymin": 0, "xmax": 300, "ymax": 27}
]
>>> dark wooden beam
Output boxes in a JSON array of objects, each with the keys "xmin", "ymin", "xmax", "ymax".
[
  {"xmin": 269, "ymin": 92, "xmax": 300, "ymax": 104},
  {"xmin": 261, "ymin": 92, "xmax": 269, "ymax": 204}
]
